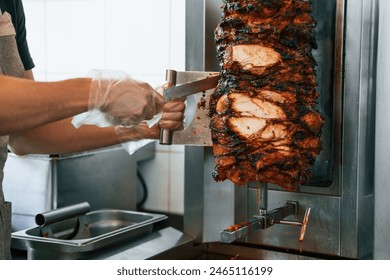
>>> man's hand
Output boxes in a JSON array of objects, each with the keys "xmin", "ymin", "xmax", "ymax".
[{"xmin": 89, "ymin": 70, "xmax": 164, "ymax": 127}]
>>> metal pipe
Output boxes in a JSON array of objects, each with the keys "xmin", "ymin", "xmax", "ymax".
[
  {"xmin": 159, "ymin": 69, "xmax": 177, "ymax": 145},
  {"xmin": 272, "ymin": 220, "xmax": 303, "ymax": 227},
  {"xmin": 258, "ymin": 183, "xmax": 268, "ymax": 216}
]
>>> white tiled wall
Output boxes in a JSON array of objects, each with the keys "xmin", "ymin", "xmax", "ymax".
[{"xmin": 22, "ymin": 0, "xmax": 186, "ymax": 214}]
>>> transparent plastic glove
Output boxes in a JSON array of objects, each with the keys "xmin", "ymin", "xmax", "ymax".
[
  {"xmin": 73, "ymin": 70, "xmax": 164, "ymax": 128},
  {"xmin": 116, "ymin": 101, "xmax": 185, "ymax": 141},
  {"xmin": 115, "ymin": 123, "xmax": 160, "ymax": 142},
  {"xmin": 115, "ymin": 124, "xmax": 158, "ymax": 155},
  {"xmin": 116, "ymin": 97, "xmax": 186, "ymax": 154}
]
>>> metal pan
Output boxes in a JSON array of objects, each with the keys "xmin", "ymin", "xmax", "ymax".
[{"xmin": 12, "ymin": 209, "xmax": 167, "ymax": 259}]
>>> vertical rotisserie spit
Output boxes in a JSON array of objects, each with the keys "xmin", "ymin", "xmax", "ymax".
[{"xmin": 210, "ymin": 0, "xmax": 323, "ymax": 191}]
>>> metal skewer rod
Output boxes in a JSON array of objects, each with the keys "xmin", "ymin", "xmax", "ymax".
[
  {"xmin": 258, "ymin": 183, "xmax": 268, "ymax": 216},
  {"xmin": 272, "ymin": 220, "xmax": 303, "ymax": 227}
]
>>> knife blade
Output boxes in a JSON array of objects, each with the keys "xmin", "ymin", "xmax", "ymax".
[{"xmin": 163, "ymin": 74, "xmax": 220, "ymax": 101}]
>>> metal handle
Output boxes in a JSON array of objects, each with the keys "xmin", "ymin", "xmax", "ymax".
[
  {"xmin": 299, "ymin": 207, "xmax": 311, "ymax": 242},
  {"xmin": 159, "ymin": 69, "xmax": 177, "ymax": 145},
  {"xmin": 35, "ymin": 202, "xmax": 90, "ymax": 226},
  {"xmin": 220, "ymin": 200, "xmax": 312, "ymax": 247}
]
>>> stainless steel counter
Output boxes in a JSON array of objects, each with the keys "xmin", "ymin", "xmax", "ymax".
[
  {"xmin": 89, "ymin": 227, "xmax": 192, "ymax": 260},
  {"xmin": 12, "ymin": 227, "xmax": 192, "ymax": 260}
]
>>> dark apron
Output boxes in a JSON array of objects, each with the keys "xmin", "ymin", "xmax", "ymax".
[{"xmin": 0, "ymin": 10, "xmax": 25, "ymax": 260}]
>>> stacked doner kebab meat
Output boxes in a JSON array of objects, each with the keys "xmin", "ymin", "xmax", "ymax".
[{"xmin": 210, "ymin": 0, "xmax": 323, "ymax": 191}]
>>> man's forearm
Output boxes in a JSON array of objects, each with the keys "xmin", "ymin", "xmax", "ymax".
[
  {"xmin": 8, "ymin": 119, "xmax": 160, "ymax": 156},
  {"xmin": 8, "ymin": 119, "xmax": 120, "ymax": 155},
  {"xmin": 0, "ymin": 75, "xmax": 91, "ymax": 135}
]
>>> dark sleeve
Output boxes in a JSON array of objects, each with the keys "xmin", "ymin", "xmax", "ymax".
[{"xmin": 14, "ymin": 0, "xmax": 35, "ymax": 71}]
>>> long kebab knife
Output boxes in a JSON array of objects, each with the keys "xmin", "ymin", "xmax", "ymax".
[{"xmin": 159, "ymin": 70, "xmax": 220, "ymax": 145}]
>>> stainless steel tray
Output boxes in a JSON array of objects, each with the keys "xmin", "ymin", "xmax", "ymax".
[{"xmin": 12, "ymin": 209, "xmax": 167, "ymax": 259}]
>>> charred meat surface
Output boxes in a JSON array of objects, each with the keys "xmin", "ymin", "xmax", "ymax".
[{"xmin": 211, "ymin": 0, "xmax": 323, "ymax": 191}]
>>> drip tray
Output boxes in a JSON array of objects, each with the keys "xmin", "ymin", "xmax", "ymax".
[{"xmin": 12, "ymin": 208, "xmax": 167, "ymax": 260}]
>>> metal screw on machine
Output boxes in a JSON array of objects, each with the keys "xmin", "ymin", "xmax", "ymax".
[
  {"xmin": 269, "ymin": 204, "xmax": 311, "ymax": 249},
  {"xmin": 257, "ymin": 185, "xmax": 312, "ymax": 247},
  {"xmin": 220, "ymin": 184, "xmax": 312, "ymax": 249}
]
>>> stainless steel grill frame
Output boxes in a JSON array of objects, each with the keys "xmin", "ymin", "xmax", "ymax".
[{"xmin": 183, "ymin": 0, "xmax": 379, "ymax": 259}]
